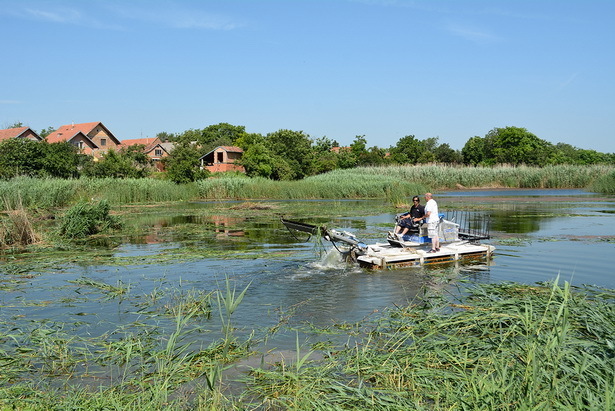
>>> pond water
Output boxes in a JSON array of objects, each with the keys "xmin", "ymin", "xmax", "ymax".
[{"xmin": 1, "ymin": 189, "xmax": 614, "ymax": 352}]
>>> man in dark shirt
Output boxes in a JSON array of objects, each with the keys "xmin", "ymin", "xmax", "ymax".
[{"xmin": 392, "ymin": 196, "xmax": 425, "ymax": 239}]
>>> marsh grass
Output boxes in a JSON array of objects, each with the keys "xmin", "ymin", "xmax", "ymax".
[
  {"xmin": 0, "ymin": 196, "xmax": 40, "ymax": 248},
  {"xmin": 0, "ymin": 279, "xmax": 613, "ymax": 409},
  {"xmin": 244, "ymin": 280, "xmax": 615, "ymax": 409},
  {"xmin": 590, "ymin": 169, "xmax": 615, "ymax": 194},
  {"xmin": 0, "ymin": 177, "xmax": 199, "ymax": 210},
  {"xmin": 0, "ymin": 164, "xmax": 612, "ymax": 212},
  {"xmin": 69, "ymin": 276, "xmax": 130, "ymax": 299},
  {"xmin": 58, "ymin": 199, "xmax": 122, "ymax": 239}
]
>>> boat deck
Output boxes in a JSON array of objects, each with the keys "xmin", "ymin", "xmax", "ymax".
[{"xmin": 357, "ymin": 241, "xmax": 495, "ymax": 269}]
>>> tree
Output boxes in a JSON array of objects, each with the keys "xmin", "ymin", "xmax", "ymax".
[
  {"xmin": 201, "ymin": 123, "xmax": 247, "ymax": 147},
  {"xmin": 174, "ymin": 123, "xmax": 247, "ymax": 154},
  {"xmin": 239, "ymin": 143, "xmax": 276, "ymax": 178},
  {"xmin": 82, "ymin": 150, "xmax": 149, "ymax": 178},
  {"xmin": 359, "ymin": 146, "xmax": 387, "ymax": 166},
  {"xmin": 486, "ymin": 127, "xmax": 550, "ymax": 165},
  {"xmin": 389, "ymin": 135, "xmax": 425, "ymax": 164},
  {"xmin": 0, "ymin": 138, "xmax": 45, "ymax": 178},
  {"xmin": 41, "ymin": 142, "xmax": 83, "ymax": 178},
  {"xmin": 163, "ymin": 143, "xmax": 209, "ymax": 184},
  {"xmin": 337, "ymin": 148, "xmax": 358, "ymax": 169},
  {"xmin": 39, "ymin": 126, "xmax": 56, "ymax": 138},
  {"xmin": 156, "ymin": 131, "xmax": 176, "ymax": 142},
  {"xmin": 266, "ymin": 129, "xmax": 314, "ymax": 179},
  {"xmin": 434, "ymin": 143, "xmax": 462, "ymax": 164},
  {"xmin": 119, "ymin": 144, "xmax": 154, "ymax": 171},
  {"xmin": 313, "ymin": 136, "xmax": 336, "ymax": 153},
  {"xmin": 462, "ymin": 136, "xmax": 487, "ymax": 165},
  {"xmin": 4, "ymin": 122, "xmax": 23, "ymax": 128},
  {"xmin": 313, "ymin": 150, "xmax": 340, "ymax": 174}
]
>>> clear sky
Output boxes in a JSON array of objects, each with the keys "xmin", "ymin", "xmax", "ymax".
[{"xmin": 2, "ymin": 0, "xmax": 614, "ymax": 153}]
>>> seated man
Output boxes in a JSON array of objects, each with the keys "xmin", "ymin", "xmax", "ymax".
[{"xmin": 391, "ymin": 196, "xmax": 425, "ymax": 240}]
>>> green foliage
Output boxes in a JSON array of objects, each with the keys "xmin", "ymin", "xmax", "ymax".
[
  {"xmin": 434, "ymin": 142, "xmax": 462, "ymax": 163},
  {"xmin": 239, "ymin": 142, "xmax": 277, "ymax": 178},
  {"xmin": 266, "ymin": 129, "xmax": 315, "ymax": 179},
  {"xmin": 163, "ymin": 143, "xmax": 209, "ymax": 184},
  {"xmin": 0, "ymin": 138, "xmax": 46, "ymax": 178},
  {"xmin": 486, "ymin": 126, "xmax": 551, "ymax": 165},
  {"xmin": 0, "ymin": 140, "xmax": 85, "ymax": 179},
  {"xmin": 313, "ymin": 150, "xmax": 340, "ymax": 174},
  {"xmin": 82, "ymin": 149, "xmax": 153, "ymax": 178},
  {"xmin": 174, "ymin": 122, "xmax": 247, "ymax": 154},
  {"xmin": 462, "ymin": 135, "xmax": 487, "ymax": 165},
  {"xmin": 39, "ymin": 126, "xmax": 56, "ymax": 138},
  {"xmin": 0, "ymin": 177, "xmax": 202, "ymax": 210},
  {"xmin": 58, "ymin": 200, "xmax": 121, "ymax": 239},
  {"xmin": 41, "ymin": 142, "xmax": 84, "ymax": 178}
]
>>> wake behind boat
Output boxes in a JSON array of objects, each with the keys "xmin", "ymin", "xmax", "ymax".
[{"xmin": 281, "ymin": 212, "xmax": 495, "ymax": 270}]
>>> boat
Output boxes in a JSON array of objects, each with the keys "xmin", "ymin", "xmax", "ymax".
[{"xmin": 281, "ymin": 212, "xmax": 495, "ymax": 270}]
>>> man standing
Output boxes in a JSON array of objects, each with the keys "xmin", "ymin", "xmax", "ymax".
[{"xmin": 424, "ymin": 192, "xmax": 440, "ymax": 253}]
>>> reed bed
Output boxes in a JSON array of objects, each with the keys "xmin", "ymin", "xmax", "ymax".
[
  {"xmin": 197, "ymin": 164, "xmax": 613, "ymax": 200},
  {"xmin": 246, "ymin": 280, "xmax": 615, "ymax": 409},
  {"xmin": 325, "ymin": 163, "xmax": 614, "ymax": 189},
  {"xmin": 0, "ymin": 164, "xmax": 612, "ymax": 212},
  {"xmin": 590, "ymin": 169, "xmax": 615, "ymax": 194},
  {"xmin": 1, "ymin": 279, "xmax": 612, "ymax": 409},
  {"xmin": 0, "ymin": 177, "xmax": 199, "ymax": 210},
  {"xmin": 197, "ymin": 174, "xmax": 426, "ymax": 200}
]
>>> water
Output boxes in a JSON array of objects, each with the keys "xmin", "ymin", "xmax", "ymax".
[{"xmin": 1, "ymin": 189, "xmax": 613, "ymax": 352}]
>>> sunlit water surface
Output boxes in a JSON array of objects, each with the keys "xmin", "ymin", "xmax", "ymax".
[{"xmin": 1, "ymin": 189, "xmax": 614, "ymax": 351}]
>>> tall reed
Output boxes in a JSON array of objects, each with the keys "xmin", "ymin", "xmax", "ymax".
[
  {"xmin": 0, "ymin": 177, "xmax": 200, "ymax": 210},
  {"xmin": 589, "ymin": 169, "xmax": 615, "ymax": 194}
]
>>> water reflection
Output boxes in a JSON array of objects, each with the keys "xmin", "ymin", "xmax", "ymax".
[{"xmin": 1, "ymin": 190, "xmax": 613, "ymax": 355}]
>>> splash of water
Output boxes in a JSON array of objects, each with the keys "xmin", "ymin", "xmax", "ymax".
[{"xmin": 309, "ymin": 247, "xmax": 346, "ymax": 270}]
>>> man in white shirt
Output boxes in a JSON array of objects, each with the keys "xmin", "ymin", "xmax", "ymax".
[{"xmin": 424, "ymin": 192, "xmax": 440, "ymax": 253}]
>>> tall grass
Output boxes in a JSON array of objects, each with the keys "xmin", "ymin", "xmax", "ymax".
[
  {"xmin": 327, "ymin": 163, "xmax": 614, "ymax": 189},
  {"xmin": 0, "ymin": 279, "xmax": 612, "ymax": 409},
  {"xmin": 197, "ymin": 164, "xmax": 613, "ymax": 199},
  {"xmin": 0, "ymin": 196, "xmax": 40, "ymax": 247},
  {"xmin": 197, "ymin": 174, "xmax": 426, "ymax": 200},
  {"xmin": 0, "ymin": 177, "xmax": 200, "ymax": 210},
  {"xmin": 590, "ymin": 169, "xmax": 615, "ymax": 194},
  {"xmin": 246, "ymin": 280, "xmax": 615, "ymax": 409},
  {"xmin": 0, "ymin": 164, "xmax": 612, "ymax": 211}
]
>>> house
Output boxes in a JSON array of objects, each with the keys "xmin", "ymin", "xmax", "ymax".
[
  {"xmin": 46, "ymin": 122, "xmax": 121, "ymax": 158},
  {"xmin": 199, "ymin": 146, "xmax": 245, "ymax": 173},
  {"xmin": 0, "ymin": 126, "xmax": 42, "ymax": 142},
  {"xmin": 121, "ymin": 137, "xmax": 175, "ymax": 171},
  {"xmin": 331, "ymin": 146, "xmax": 350, "ymax": 153}
]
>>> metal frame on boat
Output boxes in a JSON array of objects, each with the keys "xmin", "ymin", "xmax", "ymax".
[{"xmin": 281, "ymin": 213, "xmax": 495, "ymax": 270}]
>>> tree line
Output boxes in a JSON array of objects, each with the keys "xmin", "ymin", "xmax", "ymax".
[{"xmin": 1, "ymin": 122, "xmax": 613, "ymax": 183}]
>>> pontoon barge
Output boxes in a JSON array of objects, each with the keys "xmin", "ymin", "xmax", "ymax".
[{"xmin": 282, "ymin": 213, "xmax": 494, "ymax": 270}]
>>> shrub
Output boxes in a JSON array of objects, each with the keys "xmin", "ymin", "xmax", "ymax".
[{"xmin": 58, "ymin": 200, "xmax": 122, "ymax": 239}]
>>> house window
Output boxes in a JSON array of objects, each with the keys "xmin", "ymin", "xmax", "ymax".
[
  {"xmin": 100, "ymin": 138, "xmax": 107, "ymax": 146},
  {"xmin": 155, "ymin": 149, "xmax": 162, "ymax": 156},
  {"xmin": 78, "ymin": 141, "xmax": 84, "ymax": 149}
]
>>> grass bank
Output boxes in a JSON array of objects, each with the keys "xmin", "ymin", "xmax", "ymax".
[{"xmin": 0, "ymin": 280, "xmax": 612, "ymax": 409}]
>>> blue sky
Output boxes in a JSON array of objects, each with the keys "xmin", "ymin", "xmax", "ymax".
[{"xmin": 2, "ymin": 0, "xmax": 614, "ymax": 153}]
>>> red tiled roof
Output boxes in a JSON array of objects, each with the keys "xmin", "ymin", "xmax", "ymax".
[
  {"xmin": 218, "ymin": 146, "xmax": 243, "ymax": 153},
  {"xmin": 121, "ymin": 138, "xmax": 158, "ymax": 147},
  {"xmin": 0, "ymin": 126, "xmax": 31, "ymax": 141},
  {"xmin": 46, "ymin": 122, "xmax": 101, "ymax": 143}
]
